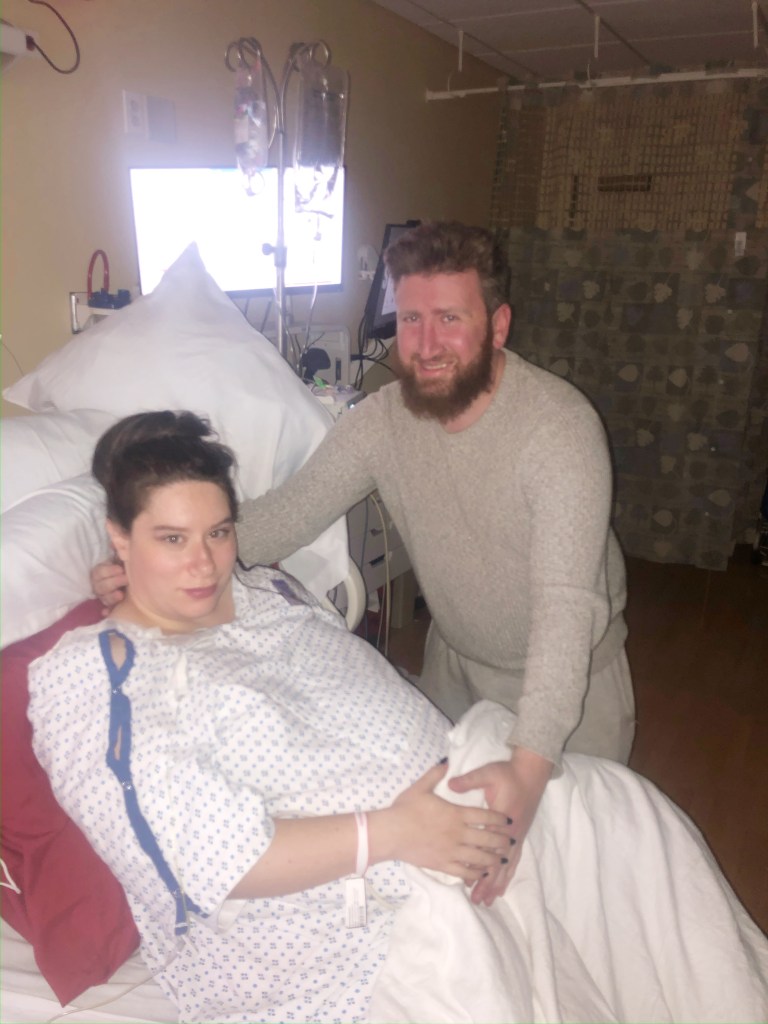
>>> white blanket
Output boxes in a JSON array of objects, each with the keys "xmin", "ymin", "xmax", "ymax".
[
  {"xmin": 3, "ymin": 702, "xmax": 766, "ymax": 1023},
  {"xmin": 370, "ymin": 701, "xmax": 768, "ymax": 1024}
]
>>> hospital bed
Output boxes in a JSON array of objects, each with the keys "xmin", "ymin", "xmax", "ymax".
[
  {"xmin": 1, "ymin": 244, "xmax": 365, "ymax": 1022},
  {"xmin": 2, "ymin": 245, "xmax": 768, "ymax": 1024}
]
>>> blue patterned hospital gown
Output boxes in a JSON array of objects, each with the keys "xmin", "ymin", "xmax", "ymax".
[{"xmin": 28, "ymin": 568, "xmax": 450, "ymax": 1023}]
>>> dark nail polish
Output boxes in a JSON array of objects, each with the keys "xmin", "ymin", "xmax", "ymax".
[
  {"xmin": 482, "ymin": 871, "xmax": 489, "ymax": 878},
  {"xmin": 437, "ymin": 756, "xmax": 448, "ymax": 765},
  {"xmin": 501, "ymin": 857, "xmax": 509, "ymax": 865},
  {"xmin": 506, "ymin": 817, "xmax": 513, "ymax": 825},
  {"xmin": 509, "ymin": 837, "xmax": 517, "ymax": 845}
]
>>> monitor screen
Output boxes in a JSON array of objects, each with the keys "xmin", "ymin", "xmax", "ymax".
[
  {"xmin": 363, "ymin": 221, "xmax": 420, "ymax": 339},
  {"xmin": 129, "ymin": 166, "xmax": 345, "ymax": 295}
]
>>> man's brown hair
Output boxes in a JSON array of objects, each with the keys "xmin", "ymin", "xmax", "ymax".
[{"xmin": 384, "ymin": 221, "xmax": 510, "ymax": 315}]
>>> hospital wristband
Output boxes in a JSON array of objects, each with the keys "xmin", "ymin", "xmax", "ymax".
[
  {"xmin": 354, "ymin": 810, "xmax": 369, "ymax": 877},
  {"xmin": 345, "ymin": 812, "xmax": 369, "ymax": 928}
]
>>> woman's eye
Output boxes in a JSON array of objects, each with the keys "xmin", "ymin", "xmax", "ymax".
[
  {"xmin": 162, "ymin": 534, "xmax": 182, "ymax": 544},
  {"xmin": 210, "ymin": 527, "xmax": 231, "ymax": 540}
]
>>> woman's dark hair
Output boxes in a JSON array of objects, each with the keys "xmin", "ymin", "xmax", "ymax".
[
  {"xmin": 384, "ymin": 221, "xmax": 511, "ymax": 316},
  {"xmin": 92, "ymin": 411, "xmax": 238, "ymax": 531}
]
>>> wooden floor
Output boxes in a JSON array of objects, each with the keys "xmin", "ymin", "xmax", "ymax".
[{"xmin": 383, "ymin": 547, "xmax": 768, "ymax": 935}]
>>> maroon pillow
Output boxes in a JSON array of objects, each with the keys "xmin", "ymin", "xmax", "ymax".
[{"xmin": 1, "ymin": 601, "xmax": 140, "ymax": 1005}]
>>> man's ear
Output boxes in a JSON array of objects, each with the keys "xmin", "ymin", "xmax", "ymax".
[
  {"xmin": 491, "ymin": 303, "xmax": 513, "ymax": 349},
  {"xmin": 106, "ymin": 520, "xmax": 130, "ymax": 563}
]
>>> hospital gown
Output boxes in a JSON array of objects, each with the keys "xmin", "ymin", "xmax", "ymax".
[{"xmin": 28, "ymin": 568, "xmax": 449, "ymax": 1024}]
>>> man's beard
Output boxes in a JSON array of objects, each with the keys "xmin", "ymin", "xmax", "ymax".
[{"xmin": 399, "ymin": 323, "xmax": 495, "ymax": 423}]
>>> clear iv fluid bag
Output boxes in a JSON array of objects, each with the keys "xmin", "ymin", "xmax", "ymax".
[
  {"xmin": 294, "ymin": 61, "xmax": 348, "ymax": 171},
  {"xmin": 234, "ymin": 58, "xmax": 269, "ymax": 183}
]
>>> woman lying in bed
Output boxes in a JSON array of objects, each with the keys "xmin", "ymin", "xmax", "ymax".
[{"xmin": 28, "ymin": 412, "xmax": 768, "ymax": 1024}]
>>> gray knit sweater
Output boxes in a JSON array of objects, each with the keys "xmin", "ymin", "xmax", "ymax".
[{"xmin": 238, "ymin": 350, "xmax": 627, "ymax": 760}]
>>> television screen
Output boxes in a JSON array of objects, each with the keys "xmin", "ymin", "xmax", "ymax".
[
  {"xmin": 363, "ymin": 221, "xmax": 420, "ymax": 339},
  {"xmin": 129, "ymin": 166, "xmax": 345, "ymax": 295}
]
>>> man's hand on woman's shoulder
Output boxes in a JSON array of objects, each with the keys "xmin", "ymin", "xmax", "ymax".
[{"xmin": 91, "ymin": 560, "xmax": 128, "ymax": 613}]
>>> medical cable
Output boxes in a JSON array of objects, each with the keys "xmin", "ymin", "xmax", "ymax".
[
  {"xmin": 1, "ymin": 338, "xmax": 24, "ymax": 377},
  {"xmin": 369, "ymin": 493, "xmax": 391, "ymax": 658},
  {"xmin": 0, "ymin": 857, "xmax": 21, "ymax": 894},
  {"xmin": 45, "ymin": 940, "xmax": 183, "ymax": 1024},
  {"xmin": 353, "ymin": 315, "xmax": 396, "ymax": 389},
  {"xmin": 300, "ymin": 283, "xmax": 319, "ymax": 360},
  {"xmin": 358, "ymin": 496, "xmax": 370, "ymax": 642},
  {"xmin": 354, "ymin": 313, "xmax": 368, "ymax": 390}
]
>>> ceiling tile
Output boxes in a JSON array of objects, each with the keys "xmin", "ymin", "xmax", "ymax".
[
  {"xmin": 368, "ymin": 0, "xmax": 435, "ymax": 26},
  {"xmin": 637, "ymin": 34, "xmax": 760, "ymax": 69},
  {"xmin": 456, "ymin": 9, "xmax": 597, "ymax": 51},
  {"xmin": 502, "ymin": 41, "xmax": 648, "ymax": 81},
  {"xmin": 592, "ymin": 0, "xmax": 753, "ymax": 37},
  {"xmin": 418, "ymin": 0, "xmax": 572, "ymax": 18},
  {"xmin": 369, "ymin": 0, "xmax": 768, "ymax": 81}
]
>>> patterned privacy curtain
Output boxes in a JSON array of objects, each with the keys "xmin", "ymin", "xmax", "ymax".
[{"xmin": 491, "ymin": 79, "xmax": 768, "ymax": 570}]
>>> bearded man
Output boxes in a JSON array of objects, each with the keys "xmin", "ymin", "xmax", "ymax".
[{"xmin": 93, "ymin": 221, "xmax": 634, "ymax": 907}]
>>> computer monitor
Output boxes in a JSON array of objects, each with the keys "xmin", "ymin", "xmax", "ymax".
[
  {"xmin": 363, "ymin": 220, "xmax": 420, "ymax": 339},
  {"xmin": 129, "ymin": 166, "xmax": 345, "ymax": 296}
]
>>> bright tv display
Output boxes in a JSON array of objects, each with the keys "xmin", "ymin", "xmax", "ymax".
[{"xmin": 129, "ymin": 166, "xmax": 345, "ymax": 296}]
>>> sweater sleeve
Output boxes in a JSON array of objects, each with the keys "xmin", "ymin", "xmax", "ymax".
[
  {"xmin": 510, "ymin": 401, "xmax": 615, "ymax": 763},
  {"xmin": 236, "ymin": 398, "xmax": 380, "ymax": 566}
]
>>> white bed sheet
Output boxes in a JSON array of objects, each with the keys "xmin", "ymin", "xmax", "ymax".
[
  {"xmin": 372, "ymin": 702, "xmax": 768, "ymax": 1024},
  {"xmin": 1, "ymin": 921, "xmax": 173, "ymax": 1023},
  {"xmin": 4, "ymin": 703, "xmax": 767, "ymax": 1024}
]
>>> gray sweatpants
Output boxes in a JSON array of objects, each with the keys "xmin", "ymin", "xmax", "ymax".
[{"xmin": 418, "ymin": 623, "xmax": 636, "ymax": 764}]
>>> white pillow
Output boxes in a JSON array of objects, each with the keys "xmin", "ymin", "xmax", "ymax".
[
  {"xmin": 1, "ymin": 475, "xmax": 111, "ymax": 649},
  {"xmin": 1, "ymin": 409, "xmax": 117, "ymax": 514},
  {"xmin": 3, "ymin": 243, "xmax": 349, "ymax": 606},
  {"xmin": 3, "ymin": 244, "xmax": 329, "ymax": 495}
]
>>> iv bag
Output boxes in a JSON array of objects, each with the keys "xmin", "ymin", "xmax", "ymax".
[
  {"xmin": 294, "ymin": 59, "xmax": 348, "ymax": 172},
  {"xmin": 234, "ymin": 56, "xmax": 269, "ymax": 189}
]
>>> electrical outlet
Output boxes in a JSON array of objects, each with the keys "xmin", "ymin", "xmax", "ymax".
[{"xmin": 122, "ymin": 90, "xmax": 147, "ymax": 136}]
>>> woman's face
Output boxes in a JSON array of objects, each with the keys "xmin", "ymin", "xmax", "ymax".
[{"xmin": 107, "ymin": 479, "xmax": 238, "ymax": 633}]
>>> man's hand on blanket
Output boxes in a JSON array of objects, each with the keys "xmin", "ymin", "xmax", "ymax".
[
  {"xmin": 378, "ymin": 763, "xmax": 516, "ymax": 885},
  {"xmin": 91, "ymin": 559, "xmax": 128, "ymax": 613},
  {"xmin": 448, "ymin": 747, "xmax": 554, "ymax": 906}
]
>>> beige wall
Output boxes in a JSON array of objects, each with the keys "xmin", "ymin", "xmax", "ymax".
[{"xmin": 1, "ymin": 0, "xmax": 500, "ymax": 415}]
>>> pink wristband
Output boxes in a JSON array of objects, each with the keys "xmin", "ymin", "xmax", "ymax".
[{"xmin": 354, "ymin": 811, "xmax": 369, "ymax": 877}]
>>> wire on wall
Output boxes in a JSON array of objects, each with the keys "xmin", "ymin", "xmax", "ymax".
[
  {"xmin": 25, "ymin": 0, "xmax": 80, "ymax": 74},
  {"xmin": 1, "ymin": 338, "xmax": 24, "ymax": 378}
]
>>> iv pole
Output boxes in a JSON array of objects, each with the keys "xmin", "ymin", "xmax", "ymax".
[{"xmin": 225, "ymin": 38, "xmax": 343, "ymax": 370}]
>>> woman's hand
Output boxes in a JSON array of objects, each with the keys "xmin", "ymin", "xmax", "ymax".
[
  {"xmin": 229, "ymin": 762, "xmax": 519, "ymax": 901},
  {"xmin": 229, "ymin": 764, "xmax": 513, "ymax": 900},
  {"xmin": 448, "ymin": 747, "xmax": 554, "ymax": 906},
  {"xmin": 370, "ymin": 762, "xmax": 515, "ymax": 885},
  {"xmin": 91, "ymin": 559, "xmax": 128, "ymax": 613}
]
